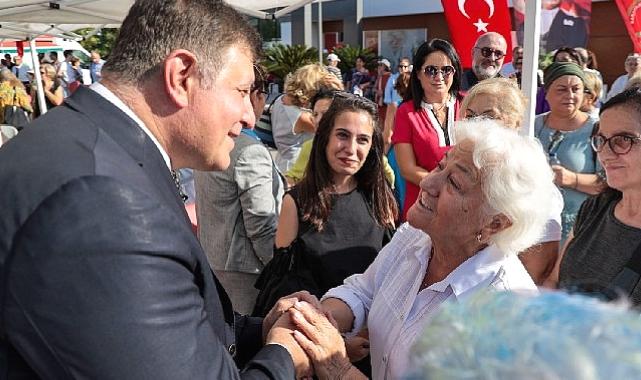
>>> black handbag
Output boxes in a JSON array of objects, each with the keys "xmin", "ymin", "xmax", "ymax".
[
  {"xmin": 3, "ymin": 87, "xmax": 30, "ymax": 130},
  {"xmin": 251, "ymin": 238, "xmax": 320, "ymax": 318}
]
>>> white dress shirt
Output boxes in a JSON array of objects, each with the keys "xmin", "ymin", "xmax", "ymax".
[
  {"xmin": 323, "ymin": 223, "xmax": 537, "ymax": 380},
  {"xmin": 606, "ymin": 74, "xmax": 629, "ymax": 101},
  {"xmin": 89, "ymin": 82, "xmax": 171, "ymax": 170}
]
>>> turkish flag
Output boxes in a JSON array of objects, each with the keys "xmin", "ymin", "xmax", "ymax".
[
  {"xmin": 614, "ymin": 0, "xmax": 641, "ymax": 53},
  {"xmin": 441, "ymin": 0, "xmax": 512, "ymax": 68}
]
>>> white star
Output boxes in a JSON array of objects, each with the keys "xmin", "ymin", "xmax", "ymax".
[{"xmin": 473, "ymin": 18, "xmax": 489, "ymax": 33}]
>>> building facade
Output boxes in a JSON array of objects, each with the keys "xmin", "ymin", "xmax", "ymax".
[{"xmin": 290, "ymin": 0, "xmax": 631, "ymax": 87}]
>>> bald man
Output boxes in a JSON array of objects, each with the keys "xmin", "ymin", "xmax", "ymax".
[{"xmin": 461, "ymin": 32, "xmax": 508, "ymax": 91}]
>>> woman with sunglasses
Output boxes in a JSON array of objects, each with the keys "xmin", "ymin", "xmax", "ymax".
[
  {"xmin": 535, "ymin": 62, "xmax": 604, "ymax": 244},
  {"xmin": 392, "ymin": 38, "xmax": 462, "ymax": 221},
  {"xmin": 546, "ymin": 88, "xmax": 641, "ymax": 303}
]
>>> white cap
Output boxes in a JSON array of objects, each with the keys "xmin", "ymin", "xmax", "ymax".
[
  {"xmin": 378, "ymin": 58, "xmax": 391, "ymax": 68},
  {"xmin": 327, "ymin": 53, "xmax": 340, "ymax": 62}
]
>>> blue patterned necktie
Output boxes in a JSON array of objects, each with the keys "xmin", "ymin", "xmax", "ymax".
[{"xmin": 171, "ymin": 170, "xmax": 188, "ymax": 203}]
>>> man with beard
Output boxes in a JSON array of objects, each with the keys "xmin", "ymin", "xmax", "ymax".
[{"xmin": 461, "ymin": 32, "xmax": 507, "ymax": 91}]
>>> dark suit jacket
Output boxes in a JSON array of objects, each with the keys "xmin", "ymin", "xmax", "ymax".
[{"xmin": 0, "ymin": 87, "xmax": 295, "ymax": 379}]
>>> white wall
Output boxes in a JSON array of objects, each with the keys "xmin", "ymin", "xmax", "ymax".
[{"xmin": 280, "ymin": 21, "xmax": 292, "ymax": 45}]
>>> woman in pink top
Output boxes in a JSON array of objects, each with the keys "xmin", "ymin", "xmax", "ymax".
[{"xmin": 392, "ymin": 39, "xmax": 462, "ymax": 220}]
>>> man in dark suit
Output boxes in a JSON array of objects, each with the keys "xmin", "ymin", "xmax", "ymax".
[{"xmin": 0, "ymin": 0, "xmax": 315, "ymax": 378}]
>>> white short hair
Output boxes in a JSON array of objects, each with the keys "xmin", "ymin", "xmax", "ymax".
[{"xmin": 454, "ymin": 119, "xmax": 557, "ymax": 254}]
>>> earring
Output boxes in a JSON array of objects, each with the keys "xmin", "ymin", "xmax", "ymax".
[{"xmin": 476, "ymin": 232, "xmax": 482, "ymax": 243}]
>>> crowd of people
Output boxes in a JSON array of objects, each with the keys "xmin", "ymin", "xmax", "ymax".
[
  {"xmin": 2, "ymin": 0, "xmax": 641, "ymax": 379},
  {"xmin": 0, "ymin": 49, "xmax": 105, "ymax": 143}
]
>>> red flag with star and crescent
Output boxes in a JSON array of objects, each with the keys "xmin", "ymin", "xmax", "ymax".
[{"xmin": 441, "ymin": 0, "xmax": 512, "ymax": 68}]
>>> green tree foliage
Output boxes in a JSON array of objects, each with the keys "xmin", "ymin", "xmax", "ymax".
[
  {"xmin": 331, "ymin": 45, "xmax": 377, "ymax": 72},
  {"xmin": 262, "ymin": 44, "xmax": 319, "ymax": 80},
  {"xmin": 75, "ymin": 28, "xmax": 119, "ymax": 59}
]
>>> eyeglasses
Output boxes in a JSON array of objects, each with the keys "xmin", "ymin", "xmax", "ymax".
[
  {"xmin": 422, "ymin": 65, "xmax": 456, "ymax": 78},
  {"xmin": 591, "ymin": 133, "xmax": 641, "ymax": 155},
  {"xmin": 475, "ymin": 47, "xmax": 506, "ymax": 60},
  {"xmin": 398, "ymin": 64, "xmax": 410, "ymax": 69}
]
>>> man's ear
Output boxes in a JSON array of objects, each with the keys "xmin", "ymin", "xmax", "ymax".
[{"xmin": 163, "ymin": 49, "xmax": 199, "ymax": 108}]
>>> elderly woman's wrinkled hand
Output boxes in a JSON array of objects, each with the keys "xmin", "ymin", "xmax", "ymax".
[{"xmin": 290, "ymin": 301, "xmax": 355, "ymax": 380}]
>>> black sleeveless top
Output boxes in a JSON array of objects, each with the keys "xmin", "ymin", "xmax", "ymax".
[{"xmin": 290, "ymin": 186, "xmax": 386, "ymax": 296}]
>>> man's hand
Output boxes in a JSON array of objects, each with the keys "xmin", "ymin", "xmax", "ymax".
[
  {"xmin": 265, "ymin": 312, "xmax": 312, "ymax": 379},
  {"xmin": 262, "ymin": 291, "xmax": 321, "ymax": 343}
]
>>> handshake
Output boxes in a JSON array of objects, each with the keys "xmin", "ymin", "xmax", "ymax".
[{"xmin": 262, "ymin": 291, "xmax": 368, "ymax": 380}]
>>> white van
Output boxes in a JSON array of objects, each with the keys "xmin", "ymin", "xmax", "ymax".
[{"xmin": 1, "ymin": 38, "xmax": 92, "ymax": 84}]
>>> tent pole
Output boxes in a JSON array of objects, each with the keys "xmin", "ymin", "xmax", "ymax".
[
  {"xmin": 318, "ymin": 0, "xmax": 323, "ymax": 63},
  {"xmin": 28, "ymin": 37, "xmax": 47, "ymax": 116},
  {"xmin": 521, "ymin": 0, "xmax": 541, "ymax": 137},
  {"xmin": 304, "ymin": 4, "xmax": 312, "ymax": 47}
]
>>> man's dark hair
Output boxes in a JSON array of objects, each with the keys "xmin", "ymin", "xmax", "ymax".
[
  {"xmin": 63, "ymin": 50, "xmax": 73, "ymax": 58},
  {"xmin": 103, "ymin": 0, "xmax": 261, "ymax": 87},
  {"xmin": 406, "ymin": 38, "xmax": 462, "ymax": 111}
]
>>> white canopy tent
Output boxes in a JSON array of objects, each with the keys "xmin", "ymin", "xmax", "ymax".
[
  {"xmin": 0, "ymin": 0, "xmax": 320, "ymax": 114},
  {"xmin": 0, "ymin": 0, "xmax": 315, "ymax": 23}
]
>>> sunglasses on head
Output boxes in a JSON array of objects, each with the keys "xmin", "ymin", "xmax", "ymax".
[
  {"xmin": 422, "ymin": 65, "xmax": 456, "ymax": 78},
  {"xmin": 476, "ymin": 47, "xmax": 506, "ymax": 60}
]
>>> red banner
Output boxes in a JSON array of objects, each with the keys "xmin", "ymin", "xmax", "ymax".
[
  {"xmin": 16, "ymin": 41, "xmax": 24, "ymax": 57},
  {"xmin": 441, "ymin": 0, "xmax": 512, "ymax": 68},
  {"xmin": 615, "ymin": 0, "xmax": 641, "ymax": 53}
]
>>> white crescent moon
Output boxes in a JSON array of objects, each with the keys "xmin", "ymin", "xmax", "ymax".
[
  {"xmin": 486, "ymin": 0, "xmax": 495, "ymax": 18},
  {"xmin": 458, "ymin": 0, "xmax": 495, "ymax": 19},
  {"xmin": 458, "ymin": 0, "xmax": 470, "ymax": 19}
]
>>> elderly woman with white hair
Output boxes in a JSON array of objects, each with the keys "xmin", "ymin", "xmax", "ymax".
[{"xmin": 284, "ymin": 119, "xmax": 560, "ymax": 380}]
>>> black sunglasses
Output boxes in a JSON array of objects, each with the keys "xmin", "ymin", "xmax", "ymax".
[
  {"xmin": 591, "ymin": 133, "xmax": 641, "ymax": 155},
  {"xmin": 475, "ymin": 47, "xmax": 506, "ymax": 60},
  {"xmin": 422, "ymin": 65, "xmax": 456, "ymax": 78}
]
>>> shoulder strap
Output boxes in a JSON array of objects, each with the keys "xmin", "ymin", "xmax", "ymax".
[{"xmin": 266, "ymin": 93, "xmax": 284, "ymax": 114}]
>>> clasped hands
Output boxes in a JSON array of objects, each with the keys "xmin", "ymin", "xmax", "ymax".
[{"xmin": 262, "ymin": 291, "xmax": 366, "ymax": 380}]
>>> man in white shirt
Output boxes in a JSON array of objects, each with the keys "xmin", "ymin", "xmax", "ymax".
[
  {"xmin": 12, "ymin": 55, "xmax": 31, "ymax": 86},
  {"xmin": 325, "ymin": 53, "xmax": 342, "ymax": 81},
  {"xmin": 607, "ymin": 53, "xmax": 641, "ymax": 100}
]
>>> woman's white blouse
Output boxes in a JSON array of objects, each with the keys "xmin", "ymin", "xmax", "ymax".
[{"xmin": 323, "ymin": 223, "xmax": 538, "ymax": 380}]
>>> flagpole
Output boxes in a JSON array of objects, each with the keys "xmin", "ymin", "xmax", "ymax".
[{"xmin": 521, "ymin": 0, "xmax": 541, "ymax": 137}]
